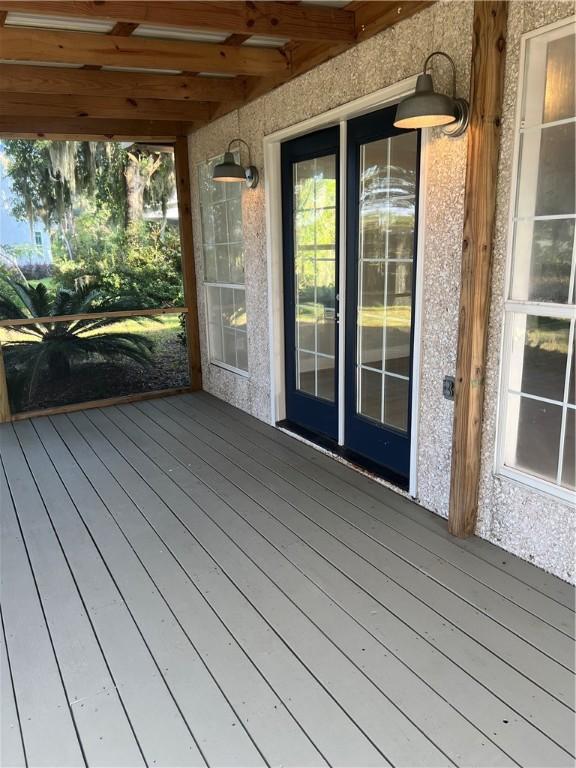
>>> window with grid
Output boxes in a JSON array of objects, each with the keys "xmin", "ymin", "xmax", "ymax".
[
  {"xmin": 198, "ymin": 154, "xmax": 248, "ymax": 373},
  {"xmin": 498, "ymin": 20, "xmax": 575, "ymax": 499}
]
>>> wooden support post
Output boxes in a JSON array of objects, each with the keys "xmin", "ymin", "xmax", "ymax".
[
  {"xmin": 0, "ymin": 345, "xmax": 11, "ymax": 423},
  {"xmin": 448, "ymin": 1, "xmax": 508, "ymax": 537},
  {"xmin": 174, "ymin": 135, "xmax": 202, "ymax": 392}
]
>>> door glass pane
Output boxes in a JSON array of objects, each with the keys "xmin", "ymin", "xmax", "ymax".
[
  {"xmin": 298, "ymin": 351, "xmax": 316, "ymax": 396},
  {"xmin": 389, "ymin": 131, "xmax": 418, "ymax": 201},
  {"xmin": 359, "ymin": 368, "xmax": 382, "ymax": 422},
  {"xmin": 356, "ymin": 131, "xmax": 417, "ymax": 432},
  {"xmin": 383, "ymin": 375, "xmax": 409, "ymax": 431},
  {"xmin": 293, "ymin": 154, "xmax": 337, "ymax": 401},
  {"xmin": 359, "ymin": 261, "xmax": 385, "ymax": 370},
  {"xmin": 317, "ymin": 357, "xmax": 335, "ymax": 401},
  {"xmin": 385, "ymin": 261, "xmax": 413, "ymax": 376},
  {"xmin": 316, "ymin": 258, "xmax": 336, "ymax": 357}
]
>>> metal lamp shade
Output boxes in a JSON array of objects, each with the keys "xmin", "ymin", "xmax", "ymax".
[
  {"xmin": 212, "ymin": 151, "xmax": 246, "ymax": 183},
  {"xmin": 394, "ymin": 73, "xmax": 456, "ymax": 129}
]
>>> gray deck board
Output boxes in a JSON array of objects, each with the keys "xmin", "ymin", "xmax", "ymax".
[
  {"xmin": 0, "ymin": 607, "xmax": 26, "ymax": 768},
  {"xmin": 132, "ymin": 397, "xmax": 573, "ymax": 759},
  {"xmin": 3, "ymin": 423, "xmax": 145, "ymax": 767},
  {"xmin": 165, "ymin": 396, "xmax": 574, "ymax": 662},
  {"xmin": 194, "ymin": 391, "xmax": 576, "ymax": 613},
  {"xmin": 1, "ymin": 392, "xmax": 574, "ymax": 768},
  {"xmin": 189, "ymin": 393, "xmax": 574, "ymax": 634},
  {"xmin": 0, "ymin": 463, "xmax": 84, "ymax": 767},
  {"xmin": 141, "ymin": 399, "xmax": 572, "ymax": 704}
]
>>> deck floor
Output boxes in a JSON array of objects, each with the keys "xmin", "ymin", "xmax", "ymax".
[{"xmin": 1, "ymin": 392, "xmax": 574, "ymax": 768}]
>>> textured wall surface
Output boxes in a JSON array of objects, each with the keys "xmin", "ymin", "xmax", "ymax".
[
  {"xmin": 478, "ymin": 0, "xmax": 576, "ymax": 583},
  {"xmin": 188, "ymin": 0, "xmax": 575, "ymax": 581}
]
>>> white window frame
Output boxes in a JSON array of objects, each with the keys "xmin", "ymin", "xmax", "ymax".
[
  {"xmin": 495, "ymin": 16, "xmax": 576, "ymax": 505},
  {"xmin": 204, "ymin": 282, "xmax": 249, "ymax": 378},
  {"xmin": 197, "ymin": 152, "xmax": 249, "ymax": 377}
]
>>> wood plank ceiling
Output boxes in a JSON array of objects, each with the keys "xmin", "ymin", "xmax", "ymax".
[{"xmin": 0, "ymin": 0, "xmax": 433, "ymax": 139}]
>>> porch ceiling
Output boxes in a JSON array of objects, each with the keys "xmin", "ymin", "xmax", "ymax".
[
  {"xmin": 1, "ymin": 391, "xmax": 574, "ymax": 767},
  {"xmin": 0, "ymin": 0, "xmax": 434, "ymax": 139}
]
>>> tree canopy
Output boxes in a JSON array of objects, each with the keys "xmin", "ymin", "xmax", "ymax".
[{"xmin": 2, "ymin": 139, "xmax": 175, "ymax": 240}]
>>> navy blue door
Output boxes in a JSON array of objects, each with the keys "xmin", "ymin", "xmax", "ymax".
[
  {"xmin": 282, "ymin": 128, "xmax": 340, "ymax": 440},
  {"xmin": 344, "ymin": 106, "xmax": 421, "ymax": 486}
]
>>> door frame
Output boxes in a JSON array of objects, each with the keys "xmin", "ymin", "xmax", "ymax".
[{"xmin": 263, "ymin": 76, "xmax": 428, "ymax": 497}]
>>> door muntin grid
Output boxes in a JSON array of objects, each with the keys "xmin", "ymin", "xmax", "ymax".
[
  {"xmin": 292, "ymin": 154, "xmax": 338, "ymax": 402},
  {"xmin": 355, "ymin": 132, "xmax": 418, "ymax": 432}
]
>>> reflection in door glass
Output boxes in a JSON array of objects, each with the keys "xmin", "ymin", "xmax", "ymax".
[
  {"xmin": 356, "ymin": 132, "xmax": 417, "ymax": 432},
  {"xmin": 293, "ymin": 154, "xmax": 337, "ymax": 401}
]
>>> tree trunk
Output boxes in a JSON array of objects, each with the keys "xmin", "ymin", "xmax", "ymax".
[
  {"xmin": 124, "ymin": 154, "xmax": 145, "ymax": 226},
  {"xmin": 59, "ymin": 224, "xmax": 74, "ymax": 261}
]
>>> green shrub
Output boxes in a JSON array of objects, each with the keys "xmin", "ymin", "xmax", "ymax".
[{"xmin": 52, "ymin": 217, "xmax": 183, "ymax": 307}]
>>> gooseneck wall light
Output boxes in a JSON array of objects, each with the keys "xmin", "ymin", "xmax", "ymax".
[
  {"xmin": 394, "ymin": 51, "xmax": 470, "ymax": 137},
  {"xmin": 212, "ymin": 138, "xmax": 259, "ymax": 189}
]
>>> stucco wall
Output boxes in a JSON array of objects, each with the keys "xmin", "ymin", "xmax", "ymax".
[{"xmin": 188, "ymin": 0, "xmax": 575, "ymax": 582}]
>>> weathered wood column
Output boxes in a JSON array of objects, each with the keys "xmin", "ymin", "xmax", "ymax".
[
  {"xmin": 448, "ymin": 1, "xmax": 508, "ymax": 537},
  {"xmin": 0, "ymin": 345, "xmax": 10, "ymax": 423},
  {"xmin": 174, "ymin": 135, "xmax": 202, "ymax": 392}
]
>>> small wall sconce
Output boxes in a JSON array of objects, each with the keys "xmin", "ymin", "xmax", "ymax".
[
  {"xmin": 394, "ymin": 51, "xmax": 470, "ymax": 137},
  {"xmin": 212, "ymin": 138, "xmax": 259, "ymax": 189}
]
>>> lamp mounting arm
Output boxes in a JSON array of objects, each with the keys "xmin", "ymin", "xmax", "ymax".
[
  {"xmin": 227, "ymin": 138, "xmax": 252, "ymax": 165},
  {"xmin": 422, "ymin": 51, "xmax": 457, "ymax": 97}
]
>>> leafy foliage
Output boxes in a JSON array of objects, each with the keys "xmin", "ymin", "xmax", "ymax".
[
  {"xmin": 0, "ymin": 276, "xmax": 155, "ymax": 411},
  {"xmin": 0, "ymin": 139, "xmax": 185, "ymax": 410},
  {"xmin": 2, "ymin": 138, "xmax": 183, "ymax": 304},
  {"xmin": 52, "ymin": 218, "xmax": 184, "ymax": 307},
  {"xmin": 3, "ymin": 139, "xmax": 175, "ymax": 230}
]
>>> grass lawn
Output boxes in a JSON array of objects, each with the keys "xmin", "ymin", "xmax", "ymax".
[
  {"xmin": 0, "ymin": 313, "xmax": 181, "ymax": 343},
  {"xmin": 28, "ymin": 277, "xmax": 58, "ymax": 292},
  {"xmin": 0, "ymin": 313, "xmax": 189, "ymax": 413}
]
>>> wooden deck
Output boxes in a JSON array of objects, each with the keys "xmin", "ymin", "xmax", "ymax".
[{"xmin": 1, "ymin": 391, "xmax": 574, "ymax": 768}]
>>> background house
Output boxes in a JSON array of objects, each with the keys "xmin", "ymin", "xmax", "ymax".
[{"xmin": 0, "ymin": 142, "xmax": 52, "ymax": 272}]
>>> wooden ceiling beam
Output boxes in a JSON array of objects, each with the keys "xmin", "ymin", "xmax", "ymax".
[
  {"xmin": 0, "ymin": 92, "xmax": 211, "ymax": 122},
  {"xmin": 0, "ymin": 63, "xmax": 246, "ymax": 102},
  {"xmin": 0, "ymin": 26, "xmax": 290, "ymax": 75},
  {"xmin": 82, "ymin": 18, "xmax": 139, "ymax": 70},
  {"xmin": 244, "ymin": 1, "xmax": 434, "ymax": 105},
  {"xmin": 109, "ymin": 21, "xmax": 139, "ymax": 36},
  {"xmin": 350, "ymin": 0, "xmax": 434, "ymax": 42},
  {"xmin": 0, "ymin": 116, "xmax": 187, "ymax": 140},
  {"xmin": 0, "ymin": 1, "xmax": 356, "ymax": 43}
]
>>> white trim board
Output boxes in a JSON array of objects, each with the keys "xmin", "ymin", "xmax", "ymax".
[{"xmin": 263, "ymin": 77, "xmax": 426, "ymax": 498}]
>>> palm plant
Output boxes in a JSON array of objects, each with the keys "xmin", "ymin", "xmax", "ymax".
[{"xmin": 0, "ymin": 276, "xmax": 155, "ymax": 410}]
